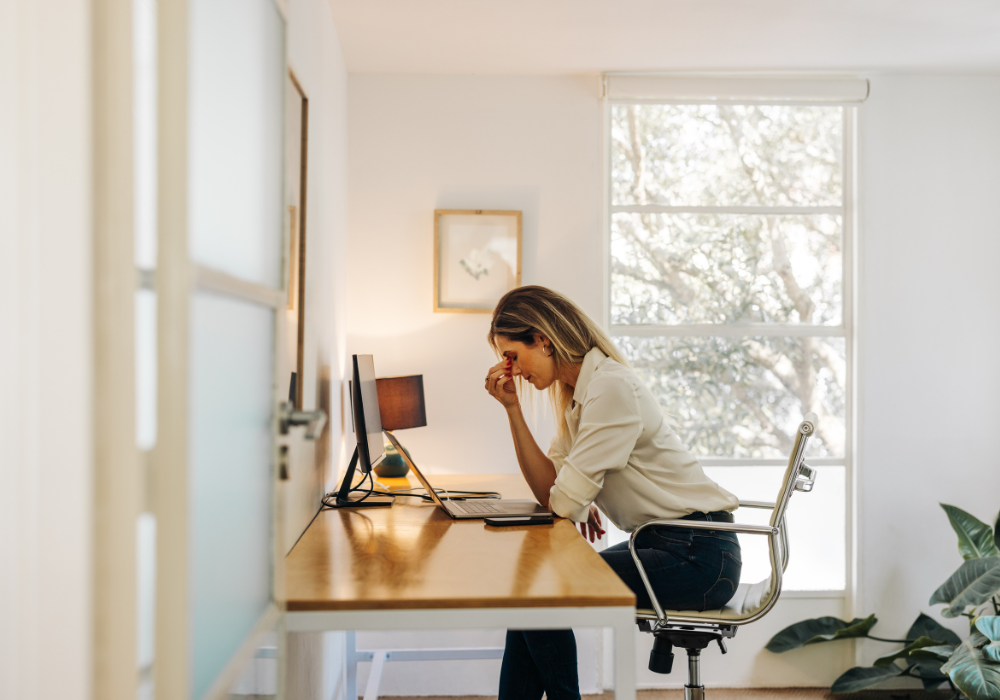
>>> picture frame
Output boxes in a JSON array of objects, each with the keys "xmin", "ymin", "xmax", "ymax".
[{"xmin": 434, "ymin": 209, "xmax": 522, "ymax": 313}]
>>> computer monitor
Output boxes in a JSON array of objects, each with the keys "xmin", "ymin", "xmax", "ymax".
[
  {"xmin": 332, "ymin": 354, "xmax": 393, "ymax": 507},
  {"xmin": 352, "ymin": 354, "xmax": 385, "ymax": 474}
]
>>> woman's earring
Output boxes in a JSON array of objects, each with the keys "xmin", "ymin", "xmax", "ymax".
[{"xmin": 543, "ymin": 345, "xmax": 553, "ymax": 356}]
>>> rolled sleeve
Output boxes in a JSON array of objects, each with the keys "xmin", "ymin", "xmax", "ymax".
[
  {"xmin": 549, "ymin": 460, "xmax": 600, "ymax": 522},
  {"xmin": 547, "ymin": 433, "xmax": 570, "ymax": 473},
  {"xmin": 549, "ymin": 375, "xmax": 643, "ymax": 522}
]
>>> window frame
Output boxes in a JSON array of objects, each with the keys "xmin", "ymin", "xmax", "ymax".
[{"xmin": 601, "ymin": 84, "xmax": 857, "ymax": 595}]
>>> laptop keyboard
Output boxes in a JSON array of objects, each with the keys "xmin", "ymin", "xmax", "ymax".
[{"xmin": 452, "ymin": 501, "xmax": 502, "ymax": 514}]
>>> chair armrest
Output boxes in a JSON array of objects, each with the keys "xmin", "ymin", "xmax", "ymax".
[
  {"xmin": 643, "ymin": 517, "xmax": 790, "ymax": 574},
  {"xmin": 738, "ymin": 500, "xmax": 776, "ymax": 510},
  {"xmin": 794, "ymin": 465, "xmax": 817, "ymax": 493},
  {"xmin": 629, "ymin": 517, "xmax": 782, "ymax": 625},
  {"xmin": 633, "ymin": 518, "xmax": 777, "ymax": 536}
]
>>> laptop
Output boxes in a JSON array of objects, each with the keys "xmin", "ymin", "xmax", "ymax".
[{"xmin": 384, "ymin": 431, "xmax": 552, "ymax": 520}]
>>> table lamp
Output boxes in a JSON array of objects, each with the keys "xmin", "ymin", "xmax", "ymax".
[{"xmin": 375, "ymin": 374, "xmax": 426, "ymax": 478}]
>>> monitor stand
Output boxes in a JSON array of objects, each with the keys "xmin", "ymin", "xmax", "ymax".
[{"xmin": 328, "ymin": 446, "xmax": 394, "ymax": 508}]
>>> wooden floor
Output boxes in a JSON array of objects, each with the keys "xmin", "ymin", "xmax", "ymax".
[
  {"xmin": 236, "ymin": 686, "xmax": 952, "ymax": 699},
  {"xmin": 235, "ymin": 688, "xmax": 952, "ymax": 700},
  {"xmin": 384, "ymin": 690, "xmax": 950, "ymax": 700},
  {"xmin": 227, "ymin": 684, "xmax": 955, "ymax": 699}
]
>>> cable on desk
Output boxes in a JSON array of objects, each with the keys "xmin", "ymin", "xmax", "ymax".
[
  {"xmin": 320, "ymin": 470, "xmax": 376, "ymax": 509},
  {"xmin": 385, "ymin": 487, "xmax": 502, "ymax": 502},
  {"xmin": 320, "ymin": 478, "xmax": 502, "ymax": 508}
]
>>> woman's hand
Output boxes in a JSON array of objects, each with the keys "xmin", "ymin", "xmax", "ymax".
[
  {"xmin": 578, "ymin": 504, "xmax": 605, "ymax": 543},
  {"xmin": 484, "ymin": 358, "xmax": 519, "ymax": 409}
]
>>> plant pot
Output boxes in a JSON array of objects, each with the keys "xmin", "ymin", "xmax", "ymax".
[{"xmin": 374, "ymin": 441, "xmax": 411, "ymax": 478}]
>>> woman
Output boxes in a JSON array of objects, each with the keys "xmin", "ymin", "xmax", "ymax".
[{"xmin": 483, "ymin": 286, "xmax": 741, "ymax": 700}]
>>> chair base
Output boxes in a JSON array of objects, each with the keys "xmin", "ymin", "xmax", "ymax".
[
  {"xmin": 641, "ymin": 622, "xmax": 737, "ymax": 700},
  {"xmin": 685, "ymin": 685, "xmax": 705, "ymax": 700},
  {"xmin": 648, "ymin": 635, "xmax": 675, "ymax": 674}
]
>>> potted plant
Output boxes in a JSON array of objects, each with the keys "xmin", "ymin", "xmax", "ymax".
[{"xmin": 767, "ymin": 504, "xmax": 1000, "ymax": 699}]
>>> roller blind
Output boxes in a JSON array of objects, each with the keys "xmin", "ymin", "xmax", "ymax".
[{"xmin": 604, "ymin": 75, "xmax": 869, "ymax": 103}]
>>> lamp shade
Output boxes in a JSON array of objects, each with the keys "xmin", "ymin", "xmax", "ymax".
[{"xmin": 376, "ymin": 375, "xmax": 427, "ymax": 431}]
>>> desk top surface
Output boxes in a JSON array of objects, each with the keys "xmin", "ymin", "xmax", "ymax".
[{"xmin": 284, "ymin": 473, "xmax": 635, "ymax": 611}]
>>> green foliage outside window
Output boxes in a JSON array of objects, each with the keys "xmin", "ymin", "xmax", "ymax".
[{"xmin": 610, "ymin": 104, "xmax": 846, "ymax": 458}]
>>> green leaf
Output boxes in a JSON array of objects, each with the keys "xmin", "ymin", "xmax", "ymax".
[
  {"xmin": 907, "ymin": 612, "xmax": 962, "ymax": 645},
  {"xmin": 911, "ymin": 644, "xmax": 958, "ymax": 661},
  {"xmin": 941, "ymin": 637, "xmax": 1000, "ymax": 700},
  {"xmin": 943, "ymin": 504, "xmax": 1000, "ymax": 560},
  {"xmin": 766, "ymin": 615, "xmax": 877, "ymax": 653},
  {"xmin": 978, "ymin": 617, "xmax": 1000, "ymax": 663},
  {"xmin": 943, "ymin": 639, "xmax": 976, "ymax": 673},
  {"xmin": 995, "ymin": 511, "xmax": 1000, "ymax": 552},
  {"xmin": 930, "ymin": 558, "xmax": 1000, "ymax": 617},
  {"xmin": 913, "ymin": 659, "xmax": 951, "ymax": 690},
  {"xmin": 978, "ymin": 617, "xmax": 1000, "ymax": 643},
  {"xmin": 831, "ymin": 665, "xmax": 905, "ymax": 693},
  {"xmin": 835, "ymin": 614, "xmax": 879, "ymax": 639},
  {"xmin": 875, "ymin": 636, "xmax": 944, "ymax": 667}
]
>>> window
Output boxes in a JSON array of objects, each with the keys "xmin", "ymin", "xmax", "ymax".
[{"xmin": 604, "ymin": 88, "xmax": 856, "ymax": 591}]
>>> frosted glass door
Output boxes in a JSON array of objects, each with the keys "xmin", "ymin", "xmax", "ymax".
[
  {"xmin": 189, "ymin": 294, "xmax": 276, "ymax": 699},
  {"xmin": 187, "ymin": 0, "xmax": 285, "ymax": 697},
  {"xmin": 189, "ymin": 0, "xmax": 285, "ymax": 288}
]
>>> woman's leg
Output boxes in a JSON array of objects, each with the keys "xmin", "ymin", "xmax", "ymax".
[
  {"xmin": 600, "ymin": 539, "xmax": 689, "ymax": 609},
  {"xmin": 600, "ymin": 529, "xmax": 742, "ymax": 611},
  {"xmin": 498, "ymin": 629, "xmax": 580, "ymax": 700},
  {"xmin": 498, "ymin": 630, "xmax": 544, "ymax": 700}
]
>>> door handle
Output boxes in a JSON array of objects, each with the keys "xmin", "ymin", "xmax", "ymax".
[{"xmin": 278, "ymin": 402, "xmax": 327, "ymax": 439}]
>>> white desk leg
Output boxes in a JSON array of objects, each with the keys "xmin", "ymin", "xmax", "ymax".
[
  {"xmin": 345, "ymin": 631, "xmax": 358, "ymax": 700},
  {"xmin": 613, "ymin": 614, "xmax": 636, "ymax": 700},
  {"xmin": 362, "ymin": 651, "xmax": 387, "ymax": 700}
]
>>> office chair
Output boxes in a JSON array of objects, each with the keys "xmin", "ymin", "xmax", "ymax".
[{"xmin": 629, "ymin": 413, "xmax": 818, "ymax": 700}]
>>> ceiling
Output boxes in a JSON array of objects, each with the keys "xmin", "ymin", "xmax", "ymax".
[{"xmin": 327, "ymin": 0, "xmax": 1000, "ymax": 75}]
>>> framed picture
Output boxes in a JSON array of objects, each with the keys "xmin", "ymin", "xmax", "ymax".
[{"xmin": 434, "ymin": 209, "xmax": 522, "ymax": 313}]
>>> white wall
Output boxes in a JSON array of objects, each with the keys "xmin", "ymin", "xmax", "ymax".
[
  {"xmin": 283, "ymin": 0, "xmax": 350, "ymax": 697},
  {"xmin": 0, "ymin": 1, "xmax": 94, "ymax": 699},
  {"xmin": 345, "ymin": 74, "xmax": 858, "ymax": 693},
  {"xmin": 346, "ymin": 75, "xmax": 604, "ymax": 473},
  {"xmin": 857, "ymin": 75, "xmax": 1000, "ymax": 659},
  {"xmin": 284, "ymin": 0, "xmax": 350, "ymax": 548}
]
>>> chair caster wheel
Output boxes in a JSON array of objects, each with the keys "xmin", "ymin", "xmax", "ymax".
[{"xmin": 649, "ymin": 636, "xmax": 674, "ymax": 674}]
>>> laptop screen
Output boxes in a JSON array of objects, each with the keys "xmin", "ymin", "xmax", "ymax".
[{"xmin": 384, "ymin": 430, "xmax": 446, "ymax": 508}]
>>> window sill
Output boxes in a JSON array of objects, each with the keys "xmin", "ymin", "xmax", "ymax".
[{"xmin": 780, "ymin": 589, "xmax": 846, "ymax": 599}]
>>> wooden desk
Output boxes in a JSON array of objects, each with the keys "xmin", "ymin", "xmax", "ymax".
[{"xmin": 285, "ymin": 474, "xmax": 637, "ymax": 699}]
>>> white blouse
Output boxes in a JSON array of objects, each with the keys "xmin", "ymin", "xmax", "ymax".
[{"xmin": 547, "ymin": 347, "xmax": 738, "ymax": 531}]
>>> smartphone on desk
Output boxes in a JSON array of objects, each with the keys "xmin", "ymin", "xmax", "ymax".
[{"xmin": 484, "ymin": 516, "xmax": 554, "ymax": 527}]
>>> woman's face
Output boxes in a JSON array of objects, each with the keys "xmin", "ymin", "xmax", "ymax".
[{"xmin": 495, "ymin": 334, "xmax": 556, "ymax": 390}]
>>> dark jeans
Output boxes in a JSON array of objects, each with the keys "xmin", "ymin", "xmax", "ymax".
[{"xmin": 498, "ymin": 513, "xmax": 742, "ymax": 700}]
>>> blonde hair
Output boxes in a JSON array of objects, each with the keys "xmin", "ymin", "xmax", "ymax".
[{"xmin": 488, "ymin": 285, "xmax": 628, "ymax": 438}]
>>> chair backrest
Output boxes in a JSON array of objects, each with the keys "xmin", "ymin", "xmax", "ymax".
[
  {"xmin": 769, "ymin": 412, "xmax": 816, "ymax": 530},
  {"xmin": 633, "ymin": 412, "xmax": 819, "ymax": 626},
  {"xmin": 726, "ymin": 412, "xmax": 817, "ymax": 623}
]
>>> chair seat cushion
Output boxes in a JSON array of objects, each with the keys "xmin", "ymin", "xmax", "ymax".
[{"xmin": 636, "ymin": 576, "xmax": 774, "ymax": 622}]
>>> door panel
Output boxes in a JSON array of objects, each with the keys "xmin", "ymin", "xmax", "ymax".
[
  {"xmin": 156, "ymin": 0, "xmax": 287, "ymax": 697},
  {"xmin": 189, "ymin": 292, "xmax": 276, "ymax": 699},
  {"xmin": 188, "ymin": 0, "xmax": 285, "ymax": 288}
]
